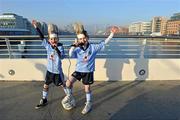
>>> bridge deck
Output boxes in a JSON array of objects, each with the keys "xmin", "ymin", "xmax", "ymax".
[{"xmin": 1, "ymin": 81, "xmax": 180, "ymax": 120}]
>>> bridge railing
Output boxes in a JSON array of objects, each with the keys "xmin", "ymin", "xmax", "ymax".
[{"xmin": 0, "ymin": 35, "xmax": 180, "ymax": 59}]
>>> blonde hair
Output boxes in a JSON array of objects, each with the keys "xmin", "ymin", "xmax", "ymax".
[
  {"xmin": 48, "ymin": 24, "xmax": 58, "ymax": 34},
  {"xmin": 48, "ymin": 24, "xmax": 59, "ymax": 41},
  {"xmin": 73, "ymin": 22, "xmax": 89, "ymax": 38},
  {"xmin": 73, "ymin": 22, "xmax": 85, "ymax": 34}
]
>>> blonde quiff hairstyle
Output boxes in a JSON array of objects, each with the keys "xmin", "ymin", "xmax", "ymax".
[
  {"xmin": 48, "ymin": 24, "xmax": 58, "ymax": 34},
  {"xmin": 47, "ymin": 24, "xmax": 59, "ymax": 40},
  {"xmin": 73, "ymin": 22, "xmax": 89, "ymax": 38}
]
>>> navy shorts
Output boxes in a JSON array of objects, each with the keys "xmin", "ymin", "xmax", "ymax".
[
  {"xmin": 72, "ymin": 71, "xmax": 94, "ymax": 85},
  {"xmin": 45, "ymin": 71, "xmax": 64, "ymax": 86}
]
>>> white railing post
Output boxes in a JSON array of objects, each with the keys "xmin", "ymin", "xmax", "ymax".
[
  {"xmin": 5, "ymin": 37, "xmax": 12, "ymax": 59},
  {"xmin": 140, "ymin": 38, "xmax": 147, "ymax": 58}
]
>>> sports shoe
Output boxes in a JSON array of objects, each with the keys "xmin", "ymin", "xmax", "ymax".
[
  {"xmin": 61, "ymin": 95, "xmax": 76, "ymax": 110},
  {"xmin": 61, "ymin": 95, "xmax": 70, "ymax": 104},
  {"xmin": 81, "ymin": 102, "xmax": 92, "ymax": 114},
  {"xmin": 35, "ymin": 98, "xmax": 48, "ymax": 109}
]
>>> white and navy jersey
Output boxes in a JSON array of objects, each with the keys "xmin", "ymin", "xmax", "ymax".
[
  {"xmin": 70, "ymin": 41, "xmax": 105, "ymax": 72},
  {"xmin": 42, "ymin": 39, "xmax": 65, "ymax": 74}
]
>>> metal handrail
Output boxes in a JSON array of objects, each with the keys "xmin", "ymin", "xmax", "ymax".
[
  {"xmin": 0, "ymin": 35, "xmax": 179, "ymax": 59},
  {"xmin": 0, "ymin": 35, "xmax": 180, "ymax": 39}
]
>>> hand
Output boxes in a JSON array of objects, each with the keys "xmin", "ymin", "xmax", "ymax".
[
  {"xmin": 50, "ymin": 41, "xmax": 57, "ymax": 48},
  {"xmin": 71, "ymin": 38, "xmax": 79, "ymax": 47},
  {"xmin": 53, "ymin": 45, "xmax": 58, "ymax": 50},
  {"xmin": 32, "ymin": 20, "xmax": 38, "ymax": 28},
  {"xmin": 110, "ymin": 26, "xmax": 119, "ymax": 34}
]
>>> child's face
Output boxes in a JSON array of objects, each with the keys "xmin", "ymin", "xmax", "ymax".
[
  {"xmin": 49, "ymin": 37, "xmax": 58, "ymax": 46},
  {"xmin": 77, "ymin": 34, "xmax": 88, "ymax": 45}
]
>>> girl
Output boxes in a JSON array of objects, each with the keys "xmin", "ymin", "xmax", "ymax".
[
  {"xmin": 32, "ymin": 20, "xmax": 68, "ymax": 109},
  {"xmin": 62, "ymin": 23, "xmax": 118, "ymax": 114}
]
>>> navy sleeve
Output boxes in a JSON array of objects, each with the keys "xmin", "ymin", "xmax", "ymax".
[{"xmin": 35, "ymin": 27, "xmax": 44, "ymax": 40}]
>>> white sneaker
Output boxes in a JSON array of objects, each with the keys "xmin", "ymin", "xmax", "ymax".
[
  {"xmin": 61, "ymin": 95, "xmax": 70, "ymax": 104},
  {"xmin": 61, "ymin": 95, "xmax": 76, "ymax": 110},
  {"xmin": 81, "ymin": 102, "xmax": 92, "ymax": 114}
]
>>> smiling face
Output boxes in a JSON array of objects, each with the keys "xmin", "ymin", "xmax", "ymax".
[
  {"xmin": 49, "ymin": 37, "xmax": 58, "ymax": 45},
  {"xmin": 77, "ymin": 33, "xmax": 88, "ymax": 45},
  {"xmin": 48, "ymin": 33, "xmax": 59, "ymax": 46}
]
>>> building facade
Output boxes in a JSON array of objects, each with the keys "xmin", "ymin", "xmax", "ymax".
[
  {"xmin": 140, "ymin": 22, "xmax": 152, "ymax": 35},
  {"xmin": 0, "ymin": 13, "xmax": 25, "ymax": 29},
  {"xmin": 166, "ymin": 13, "xmax": 180, "ymax": 35},
  {"xmin": 129, "ymin": 22, "xmax": 151, "ymax": 35},
  {"xmin": 0, "ymin": 13, "xmax": 31, "ymax": 35},
  {"xmin": 170, "ymin": 13, "xmax": 180, "ymax": 21},
  {"xmin": 129, "ymin": 22, "xmax": 142, "ymax": 35},
  {"xmin": 166, "ymin": 20, "xmax": 180, "ymax": 35},
  {"xmin": 151, "ymin": 17, "xmax": 167, "ymax": 35},
  {"xmin": 0, "ymin": 13, "xmax": 49, "ymax": 35}
]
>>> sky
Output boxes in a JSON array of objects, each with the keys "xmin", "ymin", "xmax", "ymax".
[{"xmin": 0, "ymin": 0, "xmax": 180, "ymax": 28}]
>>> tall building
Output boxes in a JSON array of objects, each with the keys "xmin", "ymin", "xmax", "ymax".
[
  {"xmin": 160, "ymin": 18, "xmax": 168, "ymax": 35},
  {"xmin": 129, "ymin": 22, "xmax": 142, "ymax": 35},
  {"xmin": 166, "ymin": 20, "xmax": 180, "ymax": 35},
  {"xmin": 129, "ymin": 22, "xmax": 151, "ymax": 35},
  {"xmin": 0, "ymin": 13, "xmax": 48, "ymax": 35},
  {"xmin": 166, "ymin": 13, "xmax": 180, "ymax": 35},
  {"xmin": 0, "ymin": 13, "xmax": 31, "ymax": 35},
  {"xmin": 41, "ymin": 22, "xmax": 48, "ymax": 35},
  {"xmin": 0, "ymin": 13, "xmax": 24, "ymax": 29},
  {"xmin": 140, "ymin": 22, "xmax": 152, "ymax": 35},
  {"xmin": 170, "ymin": 13, "xmax": 180, "ymax": 21},
  {"xmin": 151, "ymin": 17, "xmax": 167, "ymax": 35}
]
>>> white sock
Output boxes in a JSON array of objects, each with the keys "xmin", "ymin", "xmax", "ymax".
[
  {"xmin": 66, "ymin": 88, "xmax": 72, "ymax": 96},
  {"xmin": 42, "ymin": 91, "xmax": 48, "ymax": 99},
  {"xmin": 86, "ymin": 92, "xmax": 92, "ymax": 103},
  {"xmin": 63, "ymin": 87, "xmax": 68, "ymax": 95}
]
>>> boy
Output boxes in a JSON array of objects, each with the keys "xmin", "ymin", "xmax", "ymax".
[
  {"xmin": 32, "ymin": 20, "xmax": 68, "ymax": 109},
  {"xmin": 62, "ymin": 23, "xmax": 118, "ymax": 114}
]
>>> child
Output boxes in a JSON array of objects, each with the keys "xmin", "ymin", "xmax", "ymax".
[
  {"xmin": 61, "ymin": 23, "xmax": 118, "ymax": 114},
  {"xmin": 32, "ymin": 20, "xmax": 68, "ymax": 109}
]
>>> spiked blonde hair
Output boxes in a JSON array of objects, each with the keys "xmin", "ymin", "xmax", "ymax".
[
  {"xmin": 48, "ymin": 24, "xmax": 58, "ymax": 34},
  {"xmin": 73, "ymin": 22, "xmax": 85, "ymax": 34},
  {"xmin": 73, "ymin": 22, "xmax": 89, "ymax": 38}
]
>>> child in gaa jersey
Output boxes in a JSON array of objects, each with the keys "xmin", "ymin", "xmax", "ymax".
[
  {"xmin": 32, "ymin": 20, "xmax": 68, "ymax": 109},
  {"xmin": 61, "ymin": 23, "xmax": 118, "ymax": 114}
]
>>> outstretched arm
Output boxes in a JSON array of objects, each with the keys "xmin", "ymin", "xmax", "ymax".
[
  {"xmin": 32, "ymin": 20, "xmax": 44, "ymax": 40},
  {"xmin": 104, "ymin": 26, "xmax": 119, "ymax": 44},
  {"xmin": 104, "ymin": 33, "xmax": 114, "ymax": 44}
]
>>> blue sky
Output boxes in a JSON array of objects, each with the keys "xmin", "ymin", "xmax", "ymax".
[{"xmin": 0, "ymin": 0, "xmax": 180, "ymax": 28}]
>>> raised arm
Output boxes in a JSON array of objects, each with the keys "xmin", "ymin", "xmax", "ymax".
[
  {"xmin": 32, "ymin": 20, "xmax": 44, "ymax": 40},
  {"xmin": 104, "ymin": 26, "xmax": 119, "ymax": 44}
]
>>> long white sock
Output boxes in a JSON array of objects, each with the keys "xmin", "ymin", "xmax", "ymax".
[
  {"xmin": 42, "ymin": 91, "xmax": 48, "ymax": 99},
  {"xmin": 66, "ymin": 88, "xmax": 72, "ymax": 96},
  {"xmin": 86, "ymin": 92, "xmax": 92, "ymax": 103},
  {"xmin": 63, "ymin": 87, "xmax": 68, "ymax": 95}
]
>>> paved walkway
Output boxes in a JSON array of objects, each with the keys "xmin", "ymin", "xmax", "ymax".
[{"xmin": 1, "ymin": 81, "xmax": 180, "ymax": 120}]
